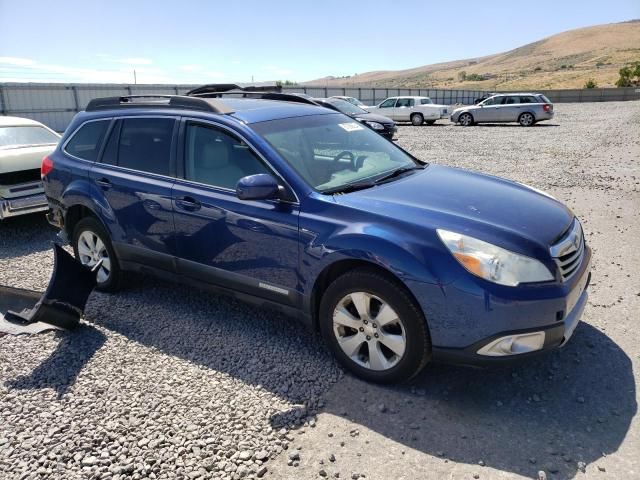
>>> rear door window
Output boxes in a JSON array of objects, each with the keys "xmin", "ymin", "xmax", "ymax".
[
  {"xmin": 396, "ymin": 98, "xmax": 415, "ymax": 107},
  {"xmin": 504, "ymin": 96, "xmax": 518, "ymax": 105},
  {"xmin": 117, "ymin": 118, "xmax": 175, "ymax": 176},
  {"xmin": 65, "ymin": 120, "xmax": 110, "ymax": 161}
]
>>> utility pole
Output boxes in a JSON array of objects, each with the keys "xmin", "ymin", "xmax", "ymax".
[{"xmin": 133, "ymin": 69, "xmax": 137, "ymax": 84}]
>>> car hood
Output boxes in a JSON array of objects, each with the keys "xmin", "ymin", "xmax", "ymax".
[
  {"xmin": 353, "ymin": 112, "xmax": 394, "ymax": 124},
  {"xmin": 334, "ymin": 165, "xmax": 574, "ymax": 253},
  {"xmin": 0, "ymin": 144, "xmax": 55, "ymax": 174}
]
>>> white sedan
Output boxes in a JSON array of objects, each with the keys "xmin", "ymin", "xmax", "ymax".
[
  {"xmin": 366, "ymin": 96, "xmax": 450, "ymax": 125},
  {"xmin": 0, "ymin": 116, "xmax": 60, "ymax": 220}
]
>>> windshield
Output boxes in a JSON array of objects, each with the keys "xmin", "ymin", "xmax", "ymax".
[
  {"xmin": 324, "ymin": 98, "xmax": 368, "ymax": 116},
  {"xmin": 0, "ymin": 125, "xmax": 60, "ymax": 149},
  {"xmin": 253, "ymin": 113, "xmax": 418, "ymax": 193}
]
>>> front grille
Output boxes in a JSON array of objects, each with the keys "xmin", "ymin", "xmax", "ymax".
[
  {"xmin": 0, "ymin": 169, "xmax": 41, "ymax": 186},
  {"xmin": 550, "ymin": 220, "xmax": 585, "ymax": 281}
]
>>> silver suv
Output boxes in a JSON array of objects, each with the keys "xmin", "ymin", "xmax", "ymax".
[{"xmin": 451, "ymin": 93, "xmax": 554, "ymax": 127}]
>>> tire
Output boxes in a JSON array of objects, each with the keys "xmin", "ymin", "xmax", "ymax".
[
  {"xmin": 72, "ymin": 216, "xmax": 122, "ymax": 292},
  {"xmin": 459, "ymin": 112, "xmax": 474, "ymax": 126},
  {"xmin": 410, "ymin": 113, "xmax": 424, "ymax": 126},
  {"xmin": 319, "ymin": 267, "xmax": 431, "ymax": 383},
  {"xmin": 425, "ymin": 120, "xmax": 436, "ymax": 126},
  {"xmin": 518, "ymin": 112, "xmax": 535, "ymax": 127}
]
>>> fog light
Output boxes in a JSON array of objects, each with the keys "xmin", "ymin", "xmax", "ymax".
[{"xmin": 477, "ymin": 332, "xmax": 545, "ymax": 356}]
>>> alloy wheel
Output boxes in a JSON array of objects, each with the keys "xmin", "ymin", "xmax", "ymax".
[
  {"xmin": 332, "ymin": 291, "xmax": 406, "ymax": 371},
  {"xmin": 520, "ymin": 113, "xmax": 534, "ymax": 126},
  {"xmin": 77, "ymin": 230, "xmax": 111, "ymax": 283},
  {"xmin": 460, "ymin": 113, "xmax": 473, "ymax": 126}
]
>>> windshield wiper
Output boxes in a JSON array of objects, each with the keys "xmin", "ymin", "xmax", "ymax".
[
  {"xmin": 322, "ymin": 180, "xmax": 376, "ymax": 195},
  {"xmin": 373, "ymin": 165, "xmax": 424, "ymax": 185}
]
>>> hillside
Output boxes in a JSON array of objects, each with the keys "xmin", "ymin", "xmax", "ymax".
[{"xmin": 305, "ymin": 20, "xmax": 640, "ymax": 90}]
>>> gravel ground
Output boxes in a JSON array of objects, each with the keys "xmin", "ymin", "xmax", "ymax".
[{"xmin": 1, "ymin": 101, "xmax": 639, "ymax": 480}]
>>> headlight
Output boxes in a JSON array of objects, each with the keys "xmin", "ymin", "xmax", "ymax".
[
  {"xmin": 364, "ymin": 121, "xmax": 384, "ymax": 131},
  {"xmin": 437, "ymin": 229, "xmax": 554, "ymax": 286}
]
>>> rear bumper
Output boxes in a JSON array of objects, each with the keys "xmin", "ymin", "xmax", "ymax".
[{"xmin": 0, "ymin": 193, "xmax": 49, "ymax": 220}]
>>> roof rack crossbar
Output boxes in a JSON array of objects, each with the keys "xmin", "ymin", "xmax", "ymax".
[
  {"xmin": 185, "ymin": 83, "xmax": 282, "ymax": 96},
  {"xmin": 189, "ymin": 89, "xmax": 319, "ymax": 107},
  {"xmin": 85, "ymin": 95, "xmax": 233, "ymax": 114}
]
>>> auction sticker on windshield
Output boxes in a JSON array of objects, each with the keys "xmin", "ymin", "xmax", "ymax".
[{"xmin": 338, "ymin": 122, "xmax": 364, "ymax": 132}]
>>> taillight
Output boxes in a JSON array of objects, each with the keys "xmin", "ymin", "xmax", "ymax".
[
  {"xmin": 41, "ymin": 155, "xmax": 54, "ymax": 178},
  {"xmin": 543, "ymin": 104, "xmax": 552, "ymax": 113}
]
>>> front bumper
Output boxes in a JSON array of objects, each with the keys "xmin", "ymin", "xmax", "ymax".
[
  {"xmin": 0, "ymin": 193, "xmax": 49, "ymax": 220},
  {"xmin": 381, "ymin": 126, "xmax": 397, "ymax": 140},
  {"xmin": 431, "ymin": 277, "xmax": 589, "ymax": 366},
  {"xmin": 408, "ymin": 245, "xmax": 592, "ymax": 365}
]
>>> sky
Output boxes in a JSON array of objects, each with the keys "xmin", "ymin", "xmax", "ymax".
[{"xmin": 1, "ymin": 0, "xmax": 638, "ymax": 84}]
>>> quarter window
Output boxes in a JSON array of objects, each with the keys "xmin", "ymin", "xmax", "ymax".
[
  {"xmin": 65, "ymin": 120, "xmax": 110, "ymax": 161},
  {"xmin": 185, "ymin": 123, "xmax": 269, "ymax": 190},
  {"xmin": 117, "ymin": 118, "xmax": 175, "ymax": 176}
]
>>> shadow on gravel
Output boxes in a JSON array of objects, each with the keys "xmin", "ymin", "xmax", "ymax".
[
  {"xmin": 0, "ymin": 214, "xmax": 57, "ymax": 260},
  {"xmin": 316, "ymin": 322, "xmax": 636, "ymax": 479},
  {"xmin": 466, "ymin": 123, "xmax": 560, "ymax": 128},
  {"xmin": 5, "ymin": 325, "xmax": 106, "ymax": 399}
]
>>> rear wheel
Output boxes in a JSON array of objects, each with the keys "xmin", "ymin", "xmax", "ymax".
[
  {"xmin": 410, "ymin": 113, "xmax": 424, "ymax": 126},
  {"xmin": 72, "ymin": 217, "xmax": 122, "ymax": 292},
  {"xmin": 319, "ymin": 268, "xmax": 431, "ymax": 383},
  {"xmin": 518, "ymin": 112, "xmax": 535, "ymax": 127},
  {"xmin": 459, "ymin": 112, "xmax": 474, "ymax": 126}
]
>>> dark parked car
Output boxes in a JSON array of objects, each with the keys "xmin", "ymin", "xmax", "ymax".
[
  {"xmin": 43, "ymin": 89, "xmax": 591, "ymax": 383},
  {"xmin": 313, "ymin": 97, "xmax": 396, "ymax": 140}
]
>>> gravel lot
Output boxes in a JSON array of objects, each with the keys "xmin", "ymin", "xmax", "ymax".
[{"xmin": 1, "ymin": 101, "xmax": 639, "ymax": 480}]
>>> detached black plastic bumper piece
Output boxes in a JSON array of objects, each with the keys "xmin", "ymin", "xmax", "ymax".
[{"xmin": 1, "ymin": 244, "xmax": 99, "ymax": 330}]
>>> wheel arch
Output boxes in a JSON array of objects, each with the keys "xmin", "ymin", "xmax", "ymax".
[
  {"xmin": 61, "ymin": 179, "xmax": 113, "ymax": 238},
  {"xmin": 309, "ymin": 258, "xmax": 426, "ymax": 333}
]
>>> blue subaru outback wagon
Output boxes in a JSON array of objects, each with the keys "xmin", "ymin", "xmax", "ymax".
[{"xmin": 43, "ymin": 85, "xmax": 591, "ymax": 383}]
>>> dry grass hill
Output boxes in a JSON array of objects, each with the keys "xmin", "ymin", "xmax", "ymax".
[{"xmin": 305, "ymin": 20, "xmax": 640, "ymax": 90}]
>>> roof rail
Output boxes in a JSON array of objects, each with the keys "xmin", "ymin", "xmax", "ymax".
[
  {"xmin": 187, "ymin": 84, "xmax": 319, "ymax": 107},
  {"xmin": 85, "ymin": 95, "xmax": 234, "ymax": 114}
]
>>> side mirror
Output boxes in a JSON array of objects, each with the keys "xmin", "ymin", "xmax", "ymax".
[{"xmin": 236, "ymin": 174, "xmax": 280, "ymax": 201}]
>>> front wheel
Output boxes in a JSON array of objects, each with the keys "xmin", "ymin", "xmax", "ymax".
[
  {"xmin": 458, "ymin": 112, "xmax": 474, "ymax": 126},
  {"xmin": 319, "ymin": 268, "xmax": 431, "ymax": 383},
  {"xmin": 72, "ymin": 217, "xmax": 122, "ymax": 292},
  {"xmin": 518, "ymin": 112, "xmax": 535, "ymax": 127},
  {"xmin": 410, "ymin": 113, "xmax": 424, "ymax": 126}
]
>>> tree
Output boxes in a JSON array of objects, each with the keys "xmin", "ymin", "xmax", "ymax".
[
  {"xmin": 584, "ymin": 78, "xmax": 597, "ymax": 89},
  {"xmin": 616, "ymin": 62, "xmax": 640, "ymax": 87},
  {"xmin": 457, "ymin": 71, "xmax": 467, "ymax": 81}
]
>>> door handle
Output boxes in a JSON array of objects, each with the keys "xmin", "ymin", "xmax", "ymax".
[
  {"xmin": 95, "ymin": 178, "xmax": 112, "ymax": 189},
  {"xmin": 175, "ymin": 196, "xmax": 201, "ymax": 211}
]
